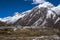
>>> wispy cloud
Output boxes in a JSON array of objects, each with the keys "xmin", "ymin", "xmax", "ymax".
[{"xmin": 32, "ymin": 0, "xmax": 46, "ymax": 4}]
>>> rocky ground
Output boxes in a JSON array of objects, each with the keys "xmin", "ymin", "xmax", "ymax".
[
  {"xmin": 0, "ymin": 36, "xmax": 60, "ymax": 40},
  {"xmin": 0, "ymin": 26, "xmax": 60, "ymax": 40}
]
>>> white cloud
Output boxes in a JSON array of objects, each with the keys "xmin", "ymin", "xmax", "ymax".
[{"xmin": 32, "ymin": 0, "xmax": 46, "ymax": 4}]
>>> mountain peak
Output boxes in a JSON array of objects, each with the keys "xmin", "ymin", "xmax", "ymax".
[{"xmin": 38, "ymin": 2, "xmax": 54, "ymax": 9}]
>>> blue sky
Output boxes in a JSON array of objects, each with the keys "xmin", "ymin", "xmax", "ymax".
[{"xmin": 0, "ymin": 0, "xmax": 60, "ymax": 18}]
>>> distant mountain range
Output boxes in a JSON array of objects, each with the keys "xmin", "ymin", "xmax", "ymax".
[{"xmin": 0, "ymin": 2, "xmax": 60, "ymax": 27}]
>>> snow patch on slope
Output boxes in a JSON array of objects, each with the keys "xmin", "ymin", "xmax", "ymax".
[
  {"xmin": 51, "ymin": 5, "xmax": 60, "ymax": 24},
  {"xmin": 0, "ymin": 17, "xmax": 11, "ymax": 22},
  {"xmin": 51, "ymin": 5, "xmax": 60, "ymax": 15},
  {"xmin": 6, "ymin": 12, "xmax": 26, "ymax": 24},
  {"xmin": 0, "ymin": 12, "xmax": 25, "ymax": 24}
]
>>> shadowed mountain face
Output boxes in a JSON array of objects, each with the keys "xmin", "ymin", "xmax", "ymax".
[{"xmin": 0, "ymin": 2, "xmax": 60, "ymax": 28}]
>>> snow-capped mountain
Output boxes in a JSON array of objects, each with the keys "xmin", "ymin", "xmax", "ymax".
[
  {"xmin": 0, "ymin": 2, "xmax": 60, "ymax": 27},
  {"xmin": 13, "ymin": 2, "xmax": 60, "ymax": 27}
]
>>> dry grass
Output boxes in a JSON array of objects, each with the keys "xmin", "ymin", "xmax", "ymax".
[
  {"xmin": 0, "ymin": 27, "xmax": 60, "ymax": 37},
  {"xmin": 0, "ymin": 27, "xmax": 60, "ymax": 40}
]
